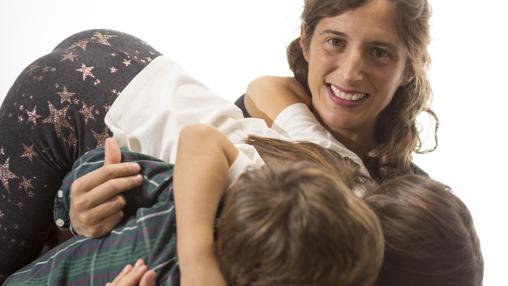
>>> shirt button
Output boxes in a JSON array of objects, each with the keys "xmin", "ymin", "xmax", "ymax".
[
  {"xmin": 57, "ymin": 190, "xmax": 64, "ymax": 198},
  {"xmin": 55, "ymin": 219, "xmax": 65, "ymax": 227}
]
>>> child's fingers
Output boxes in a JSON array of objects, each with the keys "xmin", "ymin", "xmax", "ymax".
[
  {"xmin": 107, "ymin": 260, "xmax": 149, "ymax": 286},
  {"xmin": 111, "ymin": 264, "xmax": 133, "ymax": 284},
  {"xmin": 140, "ymin": 270, "xmax": 156, "ymax": 286},
  {"xmin": 120, "ymin": 259, "xmax": 148, "ymax": 285}
]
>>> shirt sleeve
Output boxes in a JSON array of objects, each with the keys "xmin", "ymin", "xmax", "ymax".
[
  {"xmin": 272, "ymin": 103, "xmax": 371, "ymax": 177},
  {"xmin": 105, "ymin": 56, "xmax": 245, "ymax": 164},
  {"xmin": 228, "ymin": 144, "xmax": 265, "ymax": 187}
]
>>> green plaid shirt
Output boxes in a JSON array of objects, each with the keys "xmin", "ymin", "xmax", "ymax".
[{"xmin": 5, "ymin": 148, "xmax": 180, "ymax": 285}]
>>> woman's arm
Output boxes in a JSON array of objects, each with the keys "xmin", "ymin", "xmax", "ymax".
[
  {"xmin": 174, "ymin": 124, "xmax": 238, "ymax": 286},
  {"xmin": 244, "ymin": 76, "xmax": 310, "ymax": 126}
]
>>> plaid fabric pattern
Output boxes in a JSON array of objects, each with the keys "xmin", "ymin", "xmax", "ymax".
[{"xmin": 5, "ymin": 148, "xmax": 179, "ymax": 285}]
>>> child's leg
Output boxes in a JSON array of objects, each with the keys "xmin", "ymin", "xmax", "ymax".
[{"xmin": 0, "ymin": 29, "xmax": 161, "ymax": 279}]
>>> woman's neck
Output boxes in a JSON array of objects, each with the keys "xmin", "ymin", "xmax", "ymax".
[
  {"xmin": 331, "ymin": 130, "xmax": 373, "ymax": 159},
  {"xmin": 312, "ymin": 110, "xmax": 374, "ymax": 159}
]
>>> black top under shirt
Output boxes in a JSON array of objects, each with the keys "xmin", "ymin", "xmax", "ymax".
[
  {"xmin": 233, "ymin": 94, "xmax": 428, "ymax": 177},
  {"xmin": 234, "ymin": 94, "xmax": 251, "ymax": 118}
]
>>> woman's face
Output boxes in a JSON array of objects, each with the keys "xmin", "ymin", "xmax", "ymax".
[{"xmin": 302, "ymin": 0, "xmax": 407, "ymax": 143}]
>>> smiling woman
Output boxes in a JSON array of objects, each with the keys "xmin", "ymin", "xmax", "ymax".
[
  {"xmin": 244, "ymin": 0, "xmax": 434, "ymax": 182},
  {"xmin": 0, "ymin": 0, "xmax": 506, "ymax": 285},
  {"xmin": 302, "ymin": 4, "xmax": 409, "ymax": 152}
]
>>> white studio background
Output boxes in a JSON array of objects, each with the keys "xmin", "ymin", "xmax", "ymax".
[{"xmin": 1, "ymin": 0, "xmax": 507, "ymax": 285}]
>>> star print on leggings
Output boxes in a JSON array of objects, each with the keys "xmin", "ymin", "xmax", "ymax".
[
  {"xmin": 79, "ymin": 103, "xmax": 96, "ymax": 123},
  {"xmin": 42, "ymin": 102, "xmax": 72, "ymax": 137},
  {"xmin": 92, "ymin": 127, "xmax": 111, "ymax": 147},
  {"xmin": 67, "ymin": 39, "xmax": 89, "ymax": 51},
  {"xmin": 60, "ymin": 52, "xmax": 78, "ymax": 62},
  {"xmin": 76, "ymin": 63, "xmax": 95, "ymax": 81},
  {"xmin": 25, "ymin": 64, "xmax": 40, "ymax": 75},
  {"xmin": 21, "ymin": 144, "xmax": 38, "ymax": 162},
  {"xmin": 25, "ymin": 106, "xmax": 42, "ymax": 127},
  {"xmin": 0, "ymin": 158, "xmax": 18, "ymax": 191},
  {"xmin": 57, "ymin": 86, "xmax": 75, "ymax": 104},
  {"xmin": 19, "ymin": 177, "xmax": 33, "ymax": 192},
  {"xmin": 91, "ymin": 32, "xmax": 117, "ymax": 46}
]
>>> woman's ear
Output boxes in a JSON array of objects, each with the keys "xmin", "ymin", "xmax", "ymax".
[{"xmin": 300, "ymin": 25, "xmax": 310, "ymax": 63}]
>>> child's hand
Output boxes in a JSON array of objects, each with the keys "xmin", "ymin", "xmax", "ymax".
[{"xmin": 106, "ymin": 259, "xmax": 155, "ymax": 286}]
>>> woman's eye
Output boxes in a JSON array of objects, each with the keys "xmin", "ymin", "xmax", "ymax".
[
  {"xmin": 371, "ymin": 47, "xmax": 390, "ymax": 59},
  {"xmin": 326, "ymin": 38, "xmax": 346, "ymax": 48}
]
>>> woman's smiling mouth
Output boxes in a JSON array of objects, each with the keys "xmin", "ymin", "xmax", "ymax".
[{"xmin": 327, "ymin": 83, "xmax": 369, "ymax": 107}]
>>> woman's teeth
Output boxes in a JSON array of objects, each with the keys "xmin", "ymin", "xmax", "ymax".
[{"xmin": 330, "ymin": 85, "xmax": 367, "ymax": 101}]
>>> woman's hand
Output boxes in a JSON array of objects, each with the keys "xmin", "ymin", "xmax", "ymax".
[
  {"xmin": 106, "ymin": 259, "xmax": 155, "ymax": 286},
  {"xmin": 69, "ymin": 138, "xmax": 143, "ymax": 237}
]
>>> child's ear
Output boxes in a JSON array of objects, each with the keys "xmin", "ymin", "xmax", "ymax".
[{"xmin": 300, "ymin": 25, "xmax": 310, "ymax": 63}]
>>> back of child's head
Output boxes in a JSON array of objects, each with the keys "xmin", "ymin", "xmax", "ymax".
[
  {"xmin": 245, "ymin": 135, "xmax": 374, "ymax": 195},
  {"xmin": 217, "ymin": 161, "xmax": 384, "ymax": 286},
  {"xmin": 363, "ymin": 175, "xmax": 484, "ymax": 286}
]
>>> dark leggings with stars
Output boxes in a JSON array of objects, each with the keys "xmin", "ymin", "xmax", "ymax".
[{"xmin": 0, "ymin": 29, "xmax": 161, "ymax": 279}]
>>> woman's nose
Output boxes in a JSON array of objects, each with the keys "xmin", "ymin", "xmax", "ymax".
[{"xmin": 338, "ymin": 48, "xmax": 365, "ymax": 84}]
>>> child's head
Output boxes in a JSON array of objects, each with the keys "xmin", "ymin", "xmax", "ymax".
[
  {"xmin": 364, "ymin": 175, "xmax": 484, "ymax": 286},
  {"xmin": 245, "ymin": 135, "xmax": 374, "ymax": 195},
  {"xmin": 217, "ymin": 161, "xmax": 384, "ymax": 286}
]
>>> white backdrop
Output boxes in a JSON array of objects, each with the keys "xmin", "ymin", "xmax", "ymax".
[{"xmin": 1, "ymin": 1, "xmax": 507, "ymax": 285}]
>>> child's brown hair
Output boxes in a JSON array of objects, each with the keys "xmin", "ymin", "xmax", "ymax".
[
  {"xmin": 217, "ymin": 136, "xmax": 384, "ymax": 286},
  {"xmin": 245, "ymin": 135, "xmax": 374, "ymax": 195},
  {"xmin": 364, "ymin": 175, "xmax": 484, "ymax": 286}
]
